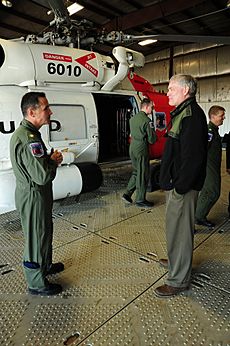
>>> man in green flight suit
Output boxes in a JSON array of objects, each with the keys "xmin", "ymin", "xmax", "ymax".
[
  {"xmin": 195, "ymin": 105, "xmax": 225, "ymax": 228},
  {"xmin": 10, "ymin": 92, "xmax": 64, "ymax": 296},
  {"xmin": 122, "ymin": 98, "xmax": 156, "ymax": 207}
]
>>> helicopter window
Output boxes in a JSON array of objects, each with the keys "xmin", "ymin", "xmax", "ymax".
[
  {"xmin": 49, "ymin": 104, "xmax": 87, "ymax": 141},
  {"xmin": 155, "ymin": 112, "xmax": 166, "ymax": 130},
  {"xmin": 0, "ymin": 45, "xmax": 5, "ymax": 68},
  {"xmin": 129, "ymin": 96, "xmax": 139, "ymax": 116}
]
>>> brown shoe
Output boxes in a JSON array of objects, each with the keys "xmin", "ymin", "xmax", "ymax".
[
  {"xmin": 158, "ymin": 258, "xmax": 168, "ymax": 268},
  {"xmin": 154, "ymin": 284, "xmax": 189, "ymax": 298}
]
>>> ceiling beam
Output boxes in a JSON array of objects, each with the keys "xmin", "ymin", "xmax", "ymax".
[
  {"xmin": 121, "ymin": 0, "xmax": 143, "ymax": 10},
  {"xmin": 87, "ymin": 0, "xmax": 125, "ymax": 16},
  {"xmin": 0, "ymin": 5, "xmax": 48, "ymax": 26},
  {"xmin": 77, "ymin": 0, "xmax": 116, "ymax": 19},
  {"xmin": 0, "ymin": 22, "xmax": 37, "ymax": 36},
  {"xmin": 103, "ymin": 0, "xmax": 206, "ymax": 31},
  {"xmin": 183, "ymin": 9, "xmax": 215, "ymax": 35},
  {"xmin": 155, "ymin": 17, "xmax": 186, "ymax": 34}
]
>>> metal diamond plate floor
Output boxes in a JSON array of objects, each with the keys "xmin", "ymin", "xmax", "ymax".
[{"xmin": 0, "ymin": 160, "xmax": 229, "ymax": 346}]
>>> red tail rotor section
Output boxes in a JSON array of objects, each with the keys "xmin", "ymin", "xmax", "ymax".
[{"xmin": 128, "ymin": 72, "xmax": 174, "ymax": 159}]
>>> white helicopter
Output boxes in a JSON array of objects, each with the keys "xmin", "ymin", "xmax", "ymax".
[
  {"xmin": 0, "ymin": 0, "xmax": 146, "ymax": 214},
  {"xmin": 0, "ymin": 0, "xmax": 229, "ymax": 214}
]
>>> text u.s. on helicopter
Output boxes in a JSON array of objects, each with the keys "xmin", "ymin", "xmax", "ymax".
[{"xmin": 5, "ymin": 0, "xmax": 229, "ymax": 214}]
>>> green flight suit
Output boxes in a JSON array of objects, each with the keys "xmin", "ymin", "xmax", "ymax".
[
  {"xmin": 195, "ymin": 121, "xmax": 222, "ymax": 221},
  {"xmin": 10, "ymin": 119, "xmax": 57, "ymax": 289},
  {"xmin": 125, "ymin": 111, "xmax": 156, "ymax": 202}
]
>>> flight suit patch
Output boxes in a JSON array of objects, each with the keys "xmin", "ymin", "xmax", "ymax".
[
  {"xmin": 208, "ymin": 132, "xmax": 213, "ymax": 142},
  {"xmin": 29, "ymin": 142, "xmax": 44, "ymax": 157}
]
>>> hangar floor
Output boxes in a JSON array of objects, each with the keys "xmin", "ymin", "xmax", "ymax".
[{"xmin": 0, "ymin": 156, "xmax": 229, "ymax": 346}]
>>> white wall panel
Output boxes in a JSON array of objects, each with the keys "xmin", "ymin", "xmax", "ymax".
[
  {"xmin": 173, "ymin": 56, "xmax": 183, "ymax": 75},
  {"xmin": 145, "ymin": 48, "xmax": 170, "ymax": 63},
  {"xmin": 199, "ymin": 78, "xmax": 216, "ymax": 103},
  {"xmin": 199, "ymin": 48, "xmax": 217, "ymax": 76},
  {"xmin": 174, "ymin": 43, "xmax": 218, "ymax": 56},
  {"xmin": 216, "ymin": 75, "xmax": 230, "ymax": 101},
  {"xmin": 217, "ymin": 46, "xmax": 230, "ymax": 75},
  {"xmin": 182, "ymin": 53, "xmax": 200, "ymax": 76},
  {"xmin": 135, "ymin": 60, "xmax": 169, "ymax": 84}
]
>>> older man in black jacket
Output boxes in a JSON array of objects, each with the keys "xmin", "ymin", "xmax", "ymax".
[{"xmin": 155, "ymin": 74, "xmax": 208, "ymax": 298}]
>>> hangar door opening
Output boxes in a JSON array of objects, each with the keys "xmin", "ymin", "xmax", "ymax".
[{"xmin": 93, "ymin": 93, "xmax": 139, "ymax": 163}]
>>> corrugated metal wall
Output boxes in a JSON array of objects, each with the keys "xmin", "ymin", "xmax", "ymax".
[{"xmin": 121, "ymin": 44, "xmax": 230, "ymax": 135}]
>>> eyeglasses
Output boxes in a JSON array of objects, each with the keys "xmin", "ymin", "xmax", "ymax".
[{"xmin": 214, "ymin": 113, "xmax": 225, "ymax": 117}]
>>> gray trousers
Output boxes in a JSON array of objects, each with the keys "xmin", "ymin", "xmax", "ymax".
[{"xmin": 165, "ymin": 189, "xmax": 199, "ymax": 288}]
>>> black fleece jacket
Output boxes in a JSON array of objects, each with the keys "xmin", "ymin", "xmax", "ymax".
[{"xmin": 159, "ymin": 97, "xmax": 208, "ymax": 194}]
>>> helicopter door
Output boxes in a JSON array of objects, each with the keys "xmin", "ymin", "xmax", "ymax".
[
  {"xmin": 93, "ymin": 93, "xmax": 139, "ymax": 162},
  {"xmin": 39, "ymin": 91, "xmax": 98, "ymax": 163}
]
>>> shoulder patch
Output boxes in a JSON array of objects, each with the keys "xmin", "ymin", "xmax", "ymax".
[
  {"xmin": 29, "ymin": 142, "xmax": 44, "ymax": 157},
  {"xmin": 208, "ymin": 132, "xmax": 213, "ymax": 142}
]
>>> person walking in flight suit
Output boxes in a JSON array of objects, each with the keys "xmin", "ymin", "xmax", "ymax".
[
  {"xmin": 155, "ymin": 74, "xmax": 208, "ymax": 298},
  {"xmin": 122, "ymin": 98, "xmax": 156, "ymax": 208},
  {"xmin": 10, "ymin": 92, "xmax": 64, "ymax": 296},
  {"xmin": 195, "ymin": 105, "xmax": 225, "ymax": 228},
  {"xmin": 225, "ymin": 131, "xmax": 230, "ymax": 217}
]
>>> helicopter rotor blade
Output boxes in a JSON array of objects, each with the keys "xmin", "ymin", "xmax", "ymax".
[
  {"xmin": 129, "ymin": 34, "xmax": 230, "ymax": 45},
  {"xmin": 47, "ymin": 0, "xmax": 72, "ymax": 27}
]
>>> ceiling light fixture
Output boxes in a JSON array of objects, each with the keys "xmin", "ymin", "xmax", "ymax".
[
  {"xmin": 2, "ymin": 0, "xmax": 12, "ymax": 7},
  {"xmin": 67, "ymin": 2, "xmax": 84, "ymax": 16},
  {"xmin": 138, "ymin": 39, "xmax": 157, "ymax": 46}
]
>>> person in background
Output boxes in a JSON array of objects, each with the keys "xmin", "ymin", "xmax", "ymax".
[
  {"xmin": 155, "ymin": 74, "xmax": 208, "ymax": 298},
  {"xmin": 122, "ymin": 98, "xmax": 156, "ymax": 208},
  {"xmin": 10, "ymin": 92, "xmax": 64, "ymax": 296},
  {"xmin": 195, "ymin": 105, "xmax": 225, "ymax": 228},
  {"xmin": 223, "ymin": 130, "xmax": 230, "ymax": 217}
]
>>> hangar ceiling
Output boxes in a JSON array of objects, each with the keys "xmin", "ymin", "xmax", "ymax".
[{"xmin": 0, "ymin": 0, "xmax": 230, "ymax": 56}]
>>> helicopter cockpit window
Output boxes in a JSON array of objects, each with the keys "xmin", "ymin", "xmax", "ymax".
[
  {"xmin": 0, "ymin": 45, "xmax": 5, "ymax": 68},
  {"xmin": 129, "ymin": 96, "xmax": 139, "ymax": 116},
  {"xmin": 155, "ymin": 112, "xmax": 166, "ymax": 130},
  {"xmin": 49, "ymin": 105, "xmax": 87, "ymax": 141}
]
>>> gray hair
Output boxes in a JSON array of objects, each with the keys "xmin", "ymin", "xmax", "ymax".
[{"xmin": 170, "ymin": 74, "xmax": 197, "ymax": 97}]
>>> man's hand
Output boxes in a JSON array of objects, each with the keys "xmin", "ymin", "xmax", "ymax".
[{"xmin": 51, "ymin": 150, "xmax": 63, "ymax": 165}]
